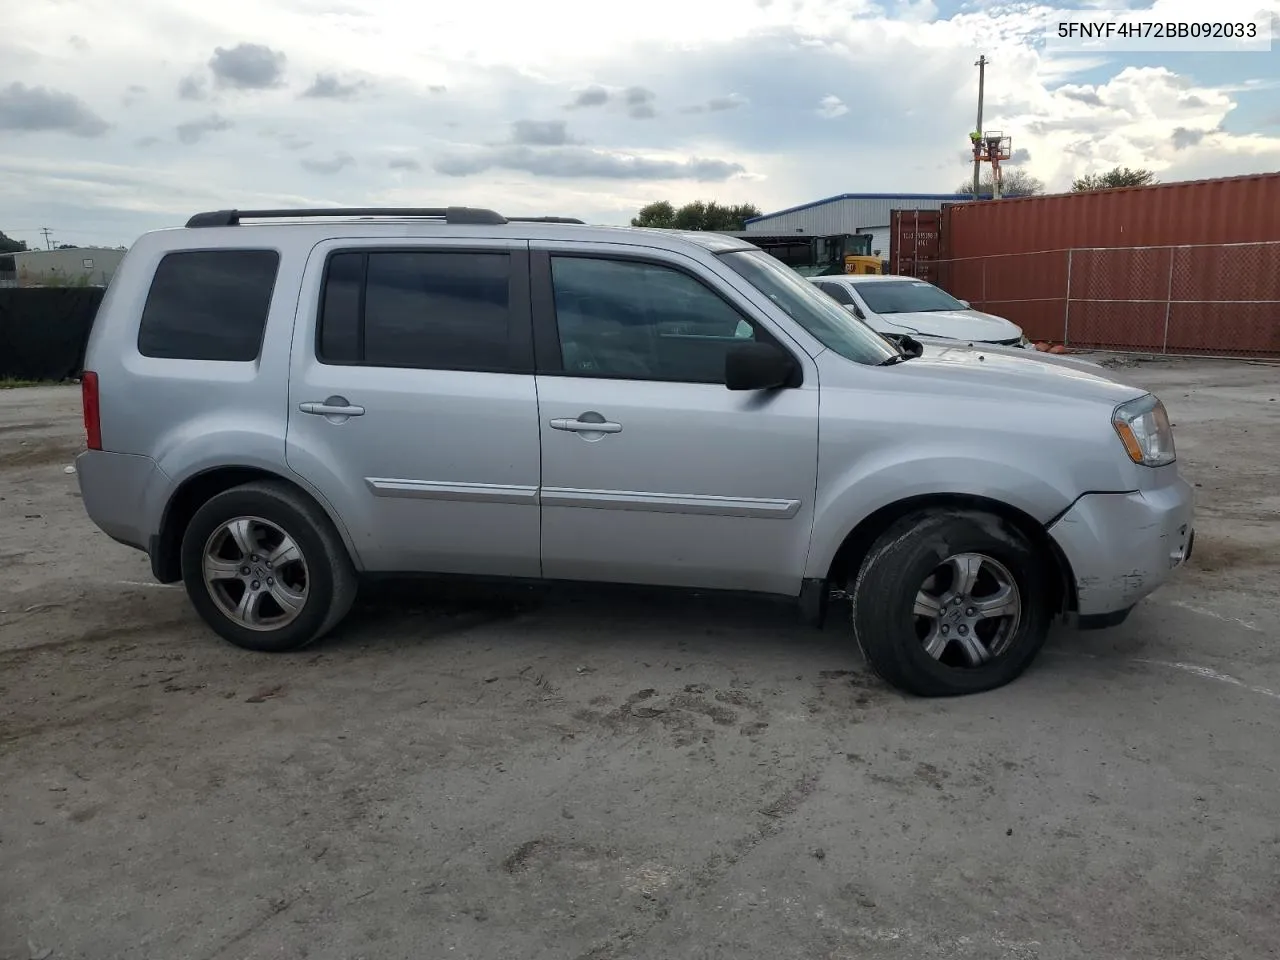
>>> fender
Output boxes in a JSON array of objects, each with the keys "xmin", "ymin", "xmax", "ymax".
[
  {"xmin": 150, "ymin": 418, "xmax": 367, "ymax": 571},
  {"xmin": 804, "ymin": 446, "xmax": 1080, "ymax": 580}
]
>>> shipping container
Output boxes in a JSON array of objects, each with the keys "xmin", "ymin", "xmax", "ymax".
[
  {"xmin": 942, "ymin": 172, "xmax": 1280, "ymax": 255},
  {"xmin": 888, "ymin": 209, "xmax": 945, "ymax": 282},
  {"xmin": 932, "ymin": 173, "xmax": 1280, "ymax": 357}
]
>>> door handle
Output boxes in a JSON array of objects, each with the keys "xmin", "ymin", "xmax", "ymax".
[
  {"xmin": 299, "ymin": 397, "xmax": 365, "ymax": 417},
  {"xmin": 550, "ymin": 418, "xmax": 622, "ymax": 434}
]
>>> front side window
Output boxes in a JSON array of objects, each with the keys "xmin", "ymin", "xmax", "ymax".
[
  {"xmin": 318, "ymin": 250, "xmax": 512, "ymax": 371},
  {"xmin": 720, "ymin": 249, "xmax": 895, "ymax": 366},
  {"xmin": 851, "ymin": 280, "xmax": 967, "ymax": 315},
  {"xmin": 816, "ymin": 281, "xmax": 855, "ymax": 305},
  {"xmin": 550, "ymin": 256, "xmax": 759, "ymax": 383},
  {"xmin": 137, "ymin": 249, "xmax": 280, "ymax": 361}
]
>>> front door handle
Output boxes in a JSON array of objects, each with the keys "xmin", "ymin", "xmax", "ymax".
[
  {"xmin": 550, "ymin": 417, "xmax": 622, "ymax": 434},
  {"xmin": 299, "ymin": 396, "xmax": 365, "ymax": 417}
]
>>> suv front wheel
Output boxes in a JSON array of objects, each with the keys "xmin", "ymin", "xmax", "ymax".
[
  {"xmin": 850, "ymin": 509, "xmax": 1053, "ymax": 696},
  {"xmin": 180, "ymin": 481, "xmax": 358, "ymax": 652}
]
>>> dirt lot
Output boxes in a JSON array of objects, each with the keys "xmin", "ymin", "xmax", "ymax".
[{"xmin": 2, "ymin": 358, "xmax": 1278, "ymax": 960}]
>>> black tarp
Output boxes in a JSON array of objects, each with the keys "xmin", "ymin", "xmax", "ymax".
[{"xmin": 0, "ymin": 288, "xmax": 105, "ymax": 381}]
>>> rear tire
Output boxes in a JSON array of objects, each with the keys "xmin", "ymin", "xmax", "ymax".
[
  {"xmin": 849, "ymin": 509, "xmax": 1052, "ymax": 697},
  {"xmin": 180, "ymin": 481, "xmax": 358, "ymax": 652}
]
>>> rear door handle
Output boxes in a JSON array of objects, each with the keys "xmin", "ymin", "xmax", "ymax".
[
  {"xmin": 299, "ymin": 397, "xmax": 365, "ymax": 417},
  {"xmin": 550, "ymin": 418, "xmax": 622, "ymax": 434}
]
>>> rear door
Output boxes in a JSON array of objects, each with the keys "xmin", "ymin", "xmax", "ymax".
[
  {"xmin": 286, "ymin": 239, "xmax": 541, "ymax": 576},
  {"xmin": 530, "ymin": 244, "xmax": 820, "ymax": 596}
]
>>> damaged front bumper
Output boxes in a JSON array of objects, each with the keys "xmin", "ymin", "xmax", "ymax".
[{"xmin": 1048, "ymin": 477, "xmax": 1195, "ymax": 625}]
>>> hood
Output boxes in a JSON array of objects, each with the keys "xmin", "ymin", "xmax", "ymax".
[
  {"xmin": 883, "ymin": 340, "xmax": 1147, "ymax": 405},
  {"xmin": 869, "ymin": 308, "xmax": 1022, "ymax": 343}
]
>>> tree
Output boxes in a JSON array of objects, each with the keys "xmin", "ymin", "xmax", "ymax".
[
  {"xmin": 1071, "ymin": 166, "xmax": 1158, "ymax": 192},
  {"xmin": 953, "ymin": 169, "xmax": 1046, "ymax": 198},
  {"xmin": 631, "ymin": 200, "xmax": 762, "ymax": 231},
  {"xmin": 0, "ymin": 230, "xmax": 27, "ymax": 254},
  {"xmin": 631, "ymin": 201, "xmax": 677, "ymax": 228}
]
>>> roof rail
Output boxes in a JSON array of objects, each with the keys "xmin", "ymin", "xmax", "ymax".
[
  {"xmin": 185, "ymin": 206, "xmax": 510, "ymax": 228},
  {"xmin": 507, "ymin": 216, "xmax": 586, "ymax": 224}
]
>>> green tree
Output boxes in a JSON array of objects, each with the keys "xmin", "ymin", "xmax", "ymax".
[
  {"xmin": 0, "ymin": 230, "xmax": 28, "ymax": 253},
  {"xmin": 631, "ymin": 200, "xmax": 677, "ymax": 228},
  {"xmin": 953, "ymin": 169, "xmax": 1046, "ymax": 198},
  {"xmin": 1071, "ymin": 166, "xmax": 1158, "ymax": 191},
  {"xmin": 631, "ymin": 200, "xmax": 762, "ymax": 231}
]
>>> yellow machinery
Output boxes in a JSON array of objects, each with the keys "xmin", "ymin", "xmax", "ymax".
[{"xmin": 842, "ymin": 253, "xmax": 883, "ymax": 274}]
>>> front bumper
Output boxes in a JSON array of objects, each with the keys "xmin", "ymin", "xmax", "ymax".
[{"xmin": 1048, "ymin": 478, "xmax": 1195, "ymax": 618}]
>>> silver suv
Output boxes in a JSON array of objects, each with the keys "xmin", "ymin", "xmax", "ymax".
[{"xmin": 76, "ymin": 207, "xmax": 1194, "ymax": 696}]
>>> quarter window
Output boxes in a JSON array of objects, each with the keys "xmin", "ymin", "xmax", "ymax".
[
  {"xmin": 137, "ymin": 250, "xmax": 279, "ymax": 361},
  {"xmin": 549, "ymin": 256, "xmax": 759, "ymax": 383}
]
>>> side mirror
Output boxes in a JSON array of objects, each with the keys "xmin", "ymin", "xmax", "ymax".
[
  {"xmin": 725, "ymin": 342, "xmax": 797, "ymax": 391},
  {"xmin": 957, "ymin": 299, "xmax": 971, "ymax": 308},
  {"xmin": 842, "ymin": 303, "xmax": 865, "ymax": 320},
  {"xmin": 899, "ymin": 335, "xmax": 924, "ymax": 358}
]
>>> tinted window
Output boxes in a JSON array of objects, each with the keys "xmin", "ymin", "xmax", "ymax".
[
  {"xmin": 319, "ymin": 252, "xmax": 362, "ymax": 362},
  {"xmin": 817, "ymin": 281, "xmax": 854, "ymax": 305},
  {"xmin": 851, "ymin": 280, "xmax": 967, "ymax": 314},
  {"xmin": 137, "ymin": 250, "xmax": 279, "ymax": 361},
  {"xmin": 550, "ymin": 256, "xmax": 758, "ymax": 383},
  {"xmin": 318, "ymin": 251, "xmax": 512, "ymax": 371}
]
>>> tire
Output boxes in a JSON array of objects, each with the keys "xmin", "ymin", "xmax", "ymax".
[
  {"xmin": 849, "ymin": 509, "xmax": 1052, "ymax": 697},
  {"xmin": 180, "ymin": 480, "xmax": 358, "ymax": 653}
]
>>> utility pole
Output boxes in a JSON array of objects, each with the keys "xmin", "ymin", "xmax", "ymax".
[
  {"xmin": 40, "ymin": 227, "xmax": 54, "ymax": 250},
  {"xmin": 972, "ymin": 54, "xmax": 988, "ymax": 200}
]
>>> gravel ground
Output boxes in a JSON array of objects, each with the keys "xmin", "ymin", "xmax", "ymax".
[{"xmin": 1, "ymin": 357, "xmax": 1278, "ymax": 960}]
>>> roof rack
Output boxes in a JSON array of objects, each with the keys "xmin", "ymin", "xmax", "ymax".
[{"xmin": 184, "ymin": 207, "xmax": 585, "ymax": 228}]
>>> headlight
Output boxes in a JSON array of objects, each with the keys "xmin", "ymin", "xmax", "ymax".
[{"xmin": 1113, "ymin": 394, "xmax": 1175, "ymax": 466}]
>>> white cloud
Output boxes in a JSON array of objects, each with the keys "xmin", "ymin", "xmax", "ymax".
[
  {"xmin": 816, "ymin": 94, "xmax": 848, "ymax": 119},
  {"xmin": 0, "ymin": 0, "xmax": 1277, "ymax": 247}
]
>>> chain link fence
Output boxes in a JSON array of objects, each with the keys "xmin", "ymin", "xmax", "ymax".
[{"xmin": 929, "ymin": 241, "xmax": 1280, "ymax": 358}]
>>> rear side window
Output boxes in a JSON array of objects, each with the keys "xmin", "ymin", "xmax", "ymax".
[
  {"xmin": 318, "ymin": 251, "xmax": 513, "ymax": 371},
  {"xmin": 137, "ymin": 250, "xmax": 280, "ymax": 361}
]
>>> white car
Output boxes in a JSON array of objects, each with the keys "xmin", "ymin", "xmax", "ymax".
[{"xmin": 810, "ymin": 274, "xmax": 1036, "ymax": 350}]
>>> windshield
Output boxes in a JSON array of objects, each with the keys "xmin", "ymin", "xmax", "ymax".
[
  {"xmin": 852, "ymin": 279, "xmax": 968, "ymax": 314},
  {"xmin": 720, "ymin": 249, "xmax": 897, "ymax": 366}
]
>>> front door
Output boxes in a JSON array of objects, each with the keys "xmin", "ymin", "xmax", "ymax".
[
  {"xmin": 531, "ymin": 246, "xmax": 819, "ymax": 596},
  {"xmin": 286, "ymin": 239, "xmax": 541, "ymax": 577}
]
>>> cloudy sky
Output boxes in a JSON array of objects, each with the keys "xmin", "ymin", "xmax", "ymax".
[{"xmin": 3, "ymin": 0, "xmax": 1278, "ymax": 247}]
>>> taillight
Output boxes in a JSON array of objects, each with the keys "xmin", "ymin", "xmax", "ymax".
[{"xmin": 82, "ymin": 371, "xmax": 102, "ymax": 451}]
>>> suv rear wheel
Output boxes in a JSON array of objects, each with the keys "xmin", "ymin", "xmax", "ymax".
[
  {"xmin": 180, "ymin": 481, "xmax": 357, "ymax": 652},
  {"xmin": 849, "ymin": 509, "xmax": 1052, "ymax": 696}
]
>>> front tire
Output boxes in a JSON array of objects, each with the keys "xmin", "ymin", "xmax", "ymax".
[
  {"xmin": 180, "ymin": 481, "xmax": 358, "ymax": 652},
  {"xmin": 850, "ymin": 509, "xmax": 1052, "ymax": 697}
]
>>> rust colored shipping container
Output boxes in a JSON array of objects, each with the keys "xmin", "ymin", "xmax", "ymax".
[
  {"xmin": 888, "ymin": 209, "xmax": 944, "ymax": 282},
  {"xmin": 935, "ymin": 172, "xmax": 1280, "ymax": 357},
  {"xmin": 942, "ymin": 172, "xmax": 1280, "ymax": 257}
]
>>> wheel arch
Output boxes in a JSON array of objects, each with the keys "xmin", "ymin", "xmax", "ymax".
[
  {"xmin": 150, "ymin": 465, "xmax": 362, "ymax": 583},
  {"xmin": 825, "ymin": 493, "xmax": 1077, "ymax": 617}
]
